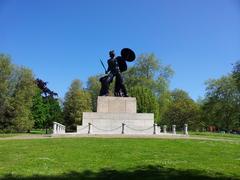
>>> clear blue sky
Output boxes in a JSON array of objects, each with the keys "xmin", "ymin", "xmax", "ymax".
[{"xmin": 0, "ymin": 0, "xmax": 240, "ymax": 100}]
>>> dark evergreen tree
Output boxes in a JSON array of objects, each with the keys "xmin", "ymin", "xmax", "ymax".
[{"xmin": 31, "ymin": 89, "xmax": 48, "ymax": 129}]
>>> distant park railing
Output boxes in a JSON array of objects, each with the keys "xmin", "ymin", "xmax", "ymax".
[{"xmin": 53, "ymin": 122, "xmax": 66, "ymax": 134}]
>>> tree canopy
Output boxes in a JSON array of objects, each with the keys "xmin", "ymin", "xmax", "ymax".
[{"xmin": 64, "ymin": 79, "xmax": 92, "ymax": 131}]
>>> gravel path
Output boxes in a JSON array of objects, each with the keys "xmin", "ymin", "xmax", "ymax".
[{"xmin": 0, "ymin": 133, "xmax": 239, "ymax": 142}]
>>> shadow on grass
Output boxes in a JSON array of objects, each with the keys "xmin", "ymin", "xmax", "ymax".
[{"xmin": 2, "ymin": 165, "xmax": 238, "ymax": 180}]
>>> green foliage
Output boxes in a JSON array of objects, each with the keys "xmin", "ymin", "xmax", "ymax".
[
  {"xmin": 202, "ymin": 76, "xmax": 240, "ymax": 131},
  {"xmin": 87, "ymin": 75, "xmax": 101, "ymax": 111},
  {"xmin": 123, "ymin": 53, "xmax": 175, "ymax": 125},
  {"xmin": 0, "ymin": 55, "xmax": 37, "ymax": 132},
  {"xmin": 0, "ymin": 54, "xmax": 13, "ymax": 131},
  {"xmin": 31, "ymin": 89, "xmax": 48, "ymax": 129},
  {"xmin": 124, "ymin": 53, "xmax": 174, "ymax": 95},
  {"xmin": 45, "ymin": 97, "xmax": 64, "ymax": 128},
  {"xmin": 232, "ymin": 60, "xmax": 240, "ymax": 91},
  {"xmin": 64, "ymin": 79, "xmax": 92, "ymax": 131},
  {"xmin": 31, "ymin": 78, "xmax": 63, "ymax": 133},
  {"xmin": 129, "ymin": 86, "xmax": 159, "ymax": 122},
  {"xmin": 10, "ymin": 67, "xmax": 37, "ymax": 132},
  {"xmin": 158, "ymin": 91, "xmax": 172, "ymax": 123},
  {"xmin": 162, "ymin": 89, "xmax": 201, "ymax": 130}
]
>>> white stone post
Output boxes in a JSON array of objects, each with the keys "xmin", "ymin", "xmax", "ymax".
[
  {"xmin": 184, "ymin": 124, "xmax": 188, "ymax": 135},
  {"xmin": 53, "ymin": 122, "xmax": 57, "ymax": 134},
  {"xmin": 60, "ymin": 126, "xmax": 63, "ymax": 134},
  {"xmin": 153, "ymin": 123, "xmax": 157, "ymax": 134},
  {"xmin": 159, "ymin": 126, "xmax": 161, "ymax": 133},
  {"xmin": 163, "ymin": 125, "xmax": 167, "ymax": 133},
  {"xmin": 122, "ymin": 123, "xmax": 125, "ymax": 134},
  {"xmin": 56, "ymin": 124, "xmax": 58, "ymax": 134},
  {"xmin": 88, "ymin": 123, "xmax": 92, "ymax": 134},
  {"xmin": 172, "ymin": 125, "xmax": 176, "ymax": 134}
]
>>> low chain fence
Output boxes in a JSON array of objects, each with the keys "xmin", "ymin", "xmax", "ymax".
[{"xmin": 53, "ymin": 122, "xmax": 189, "ymax": 135}]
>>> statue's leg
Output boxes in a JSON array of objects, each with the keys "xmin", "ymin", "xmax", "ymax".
[
  {"xmin": 114, "ymin": 75, "xmax": 121, "ymax": 96},
  {"xmin": 99, "ymin": 74, "xmax": 113, "ymax": 96},
  {"xmin": 116, "ymin": 72, "xmax": 128, "ymax": 97},
  {"xmin": 99, "ymin": 77, "xmax": 108, "ymax": 96},
  {"xmin": 100, "ymin": 73, "xmax": 114, "ymax": 96}
]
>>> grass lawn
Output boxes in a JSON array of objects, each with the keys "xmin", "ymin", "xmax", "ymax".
[
  {"xmin": 0, "ymin": 130, "xmax": 51, "ymax": 138},
  {"xmin": 0, "ymin": 137, "xmax": 239, "ymax": 180},
  {"xmin": 189, "ymin": 131, "xmax": 240, "ymax": 140}
]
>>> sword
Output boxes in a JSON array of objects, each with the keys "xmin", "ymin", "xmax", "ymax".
[{"xmin": 100, "ymin": 59, "xmax": 107, "ymax": 73}]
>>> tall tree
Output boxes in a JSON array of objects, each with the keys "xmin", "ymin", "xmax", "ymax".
[
  {"xmin": 31, "ymin": 88, "xmax": 48, "ymax": 129},
  {"xmin": 162, "ymin": 89, "xmax": 201, "ymax": 130},
  {"xmin": 87, "ymin": 75, "xmax": 101, "ymax": 112},
  {"xmin": 202, "ymin": 76, "xmax": 240, "ymax": 131},
  {"xmin": 33, "ymin": 78, "xmax": 62, "ymax": 133},
  {"xmin": 129, "ymin": 86, "xmax": 159, "ymax": 122},
  {"xmin": 232, "ymin": 60, "xmax": 240, "ymax": 92},
  {"xmin": 64, "ymin": 79, "xmax": 92, "ymax": 131},
  {"xmin": 0, "ymin": 54, "xmax": 13, "ymax": 131},
  {"xmin": 124, "ymin": 53, "xmax": 174, "ymax": 124},
  {"xmin": 45, "ymin": 97, "xmax": 63, "ymax": 133},
  {"xmin": 124, "ymin": 53, "xmax": 174, "ymax": 95},
  {"xmin": 11, "ymin": 67, "xmax": 37, "ymax": 132}
]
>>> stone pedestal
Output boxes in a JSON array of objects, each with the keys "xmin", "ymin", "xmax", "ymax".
[
  {"xmin": 77, "ymin": 96, "xmax": 155, "ymax": 134},
  {"xmin": 97, "ymin": 96, "xmax": 137, "ymax": 113}
]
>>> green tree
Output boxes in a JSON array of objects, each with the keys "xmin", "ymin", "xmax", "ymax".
[
  {"xmin": 11, "ymin": 67, "xmax": 37, "ymax": 132},
  {"xmin": 87, "ymin": 75, "xmax": 101, "ymax": 111},
  {"xmin": 232, "ymin": 60, "xmax": 240, "ymax": 91},
  {"xmin": 45, "ymin": 97, "xmax": 63, "ymax": 133},
  {"xmin": 0, "ymin": 54, "xmax": 13, "ymax": 131},
  {"xmin": 125, "ymin": 53, "xmax": 174, "ymax": 95},
  {"xmin": 64, "ymin": 79, "xmax": 92, "ymax": 131},
  {"xmin": 158, "ymin": 91, "xmax": 172, "ymax": 123},
  {"xmin": 129, "ymin": 86, "xmax": 159, "ymax": 122},
  {"xmin": 31, "ymin": 88, "xmax": 48, "ymax": 129},
  {"xmin": 162, "ymin": 89, "xmax": 201, "ymax": 130},
  {"xmin": 124, "ymin": 53, "xmax": 174, "ymax": 124},
  {"xmin": 202, "ymin": 76, "xmax": 240, "ymax": 131}
]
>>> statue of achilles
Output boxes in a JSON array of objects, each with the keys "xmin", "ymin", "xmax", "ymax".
[{"xmin": 99, "ymin": 48, "xmax": 136, "ymax": 97}]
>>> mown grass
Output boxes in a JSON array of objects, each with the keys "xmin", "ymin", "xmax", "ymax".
[
  {"xmin": 0, "ymin": 133, "xmax": 27, "ymax": 138},
  {"xmin": 0, "ymin": 137, "xmax": 239, "ymax": 180},
  {"xmin": 189, "ymin": 131, "xmax": 240, "ymax": 140},
  {"xmin": 0, "ymin": 129, "xmax": 51, "ymax": 138}
]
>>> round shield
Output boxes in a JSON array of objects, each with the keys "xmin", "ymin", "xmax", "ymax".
[
  {"xmin": 116, "ymin": 56, "xmax": 127, "ymax": 72},
  {"xmin": 121, "ymin": 48, "xmax": 136, "ymax": 62}
]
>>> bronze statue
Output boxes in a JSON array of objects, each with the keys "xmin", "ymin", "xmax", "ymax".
[{"xmin": 99, "ymin": 48, "xmax": 135, "ymax": 97}]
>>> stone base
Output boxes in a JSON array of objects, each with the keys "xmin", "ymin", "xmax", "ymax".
[
  {"xmin": 53, "ymin": 96, "xmax": 188, "ymax": 136},
  {"xmin": 77, "ymin": 112, "xmax": 155, "ymax": 134},
  {"xmin": 77, "ymin": 96, "xmax": 156, "ymax": 135},
  {"xmin": 97, "ymin": 96, "xmax": 137, "ymax": 113}
]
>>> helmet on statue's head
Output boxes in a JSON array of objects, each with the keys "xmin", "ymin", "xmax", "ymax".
[{"xmin": 109, "ymin": 50, "xmax": 115, "ymax": 58}]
